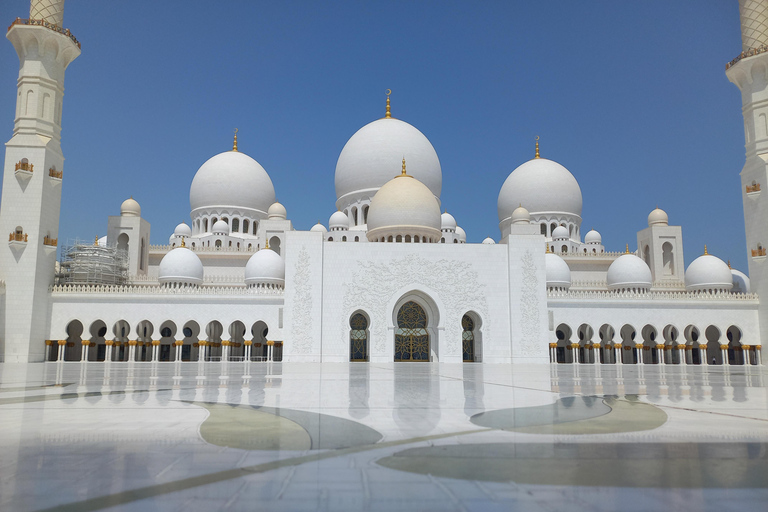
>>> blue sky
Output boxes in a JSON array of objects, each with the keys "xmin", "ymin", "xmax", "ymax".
[{"xmin": 0, "ymin": 1, "xmax": 750, "ymax": 270}]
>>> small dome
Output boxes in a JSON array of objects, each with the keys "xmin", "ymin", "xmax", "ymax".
[
  {"xmin": 158, "ymin": 247, "xmax": 204, "ymax": 286},
  {"xmin": 329, "ymin": 210, "xmax": 349, "ymax": 230},
  {"xmin": 120, "ymin": 197, "xmax": 141, "ymax": 217},
  {"xmin": 456, "ymin": 226, "xmax": 466, "ymax": 243},
  {"xmin": 482, "ymin": 237, "xmax": 496, "ymax": 244},
  {"xmin": 268, "ymin": 202, "xmax": 287, "ymax": 220},
  {"xmin": 212, "ymin": 220, "xmax": 230, "ymax": 234},
  {"xmin": 584, "ymin": 229, "xmax": 601, "ymax": 244},
  {"xmin": 545, "ymin": 252, "xmax": 571, "ymax": 289},
  {"xmin": 511, "ymin": 205, "xmax": 530, "ymax": 224},
  {"xmin": 731, "ymin": 268, "xmax": 751, "ymax": 294},
  {"xmin": 648, "ymin": 207, "xmax": 669, "ymax": 227},
  {"xmin": 498, "ymin": 157, "xmax": 583, "ymax": 224},
  {"xmin": 685, "ymin": 251, "xmax": 733, "ymax": 292},
  {"xmin": 245, "ymin": 248, "xmax": 285, "ymax": 286},
  {"xmin": 607, "ymin": 254, "xmax": 652, "ymax": 291},
  {"xmin": 441, "ymin": 211, "xmax": 457, "ymax": 231},
  {"xmin": 552, "ymin": 225, "xmax": 569, "ymax": 239},
  {"xmin": 174, "ymin": 223, "xmax": 191, "ymax": 237},
  {"xmin": 310, "ymin": 222, "xmax": 327, "ymax": 233},
  {"xmin": 366, "ymin": 166, "xmax": 441, "ymax": 242}
]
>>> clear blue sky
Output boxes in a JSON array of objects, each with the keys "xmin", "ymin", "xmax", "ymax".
[{"xmin": 0, "ymin": 1, "xmax": 750, "ymax": 270}]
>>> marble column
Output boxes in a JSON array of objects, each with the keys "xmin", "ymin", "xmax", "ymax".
[
  {"xmin": 635, "ymin": 344, "xmax": 644, "ymax": 364},
  {"xmin": 45, "ymin": 340, "xmax": 52, "ymax": 361},
  {"xmin": 151, "ymin": 340, "xmax": 159, "ymax": 362},
  {"xmin": 614, "ymin": 343, "xmax": 623, "ymax": 365},
  {"xmin": 755, "ymin": 345, "xmax": 762, "ymax": 365},
  {"xmin": 106, "ymin": 340, "xmax": 114, "ymax": 362},
  {"xmin": 720, "ymin": 344, "xmax": 730, "ymax": 366},
  {"xmin": 245, "ymin": 340, "xmax": 252, "ymax": 362},
  {"xmin": 592, "ymin": 343, "xmax": 601, "ymax": 363},
  {"xmin": 656, "ymin": 344, "xmax": 665, "ymax": 365},
  {"xmin": 198, "ymin": 341, "xmax": 206, "ymax": 362},
  {"xmin": 570, "ymin": 343, "xmax": 580, "ymax": 364},
  {"xmin": 57, "ymin": 339, "xmax": 66, "ymax": 361},
  {"xmin": 677, "ymin": 344, "xmax": 687, "ymax": 365},
  {"xmin": 700, "ymin": 344, "xmax": 708, "ymax": 365}
]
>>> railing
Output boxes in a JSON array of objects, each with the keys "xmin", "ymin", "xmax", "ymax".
[
  {"xmin": 752, "ymin": 248, "xmax": 766, "ymax": 257},
  {"xmin": 726, "ymin": 44, "xmax": 768, "ymax": 70},
  {"xmin": 49, "ymin": 168, "xmax": 62, "ymax": 179},
  {"xmin": 7, "ymin": 18, "xmax": 81, "ymax": 49},
  {"xmin": 747, "ymin": 183, "xmax": 761, "ymax": 193},
  {"xmin": 562, "ymin": 250, "xmax": 627, "ymax": 259},
  {"xmin": 50, "ymin": 283, "xmax": 284, "ymax": 296},
  {"xmin": 548, "ymin": 288, "xmax": 758, "ymax": 301},
  {"xmin": 150, "ymin": 243, "xmax": 257, "ymax": 253},
  {"xmin": 15, "ymin": 161, "xmax": 32, "ymax": 172},
  {"xmin": 9, "ymin": 232, "xmax": 28, "ymax": 242},
  {"xmin": 43, "ymin": 236, "xmax": 57, "ymax": 247}
]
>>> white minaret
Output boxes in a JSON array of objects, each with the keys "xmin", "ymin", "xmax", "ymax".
[
  {"xmin": 0, "ymin": 0, "xmax": 80, "ymax": 362},
  {"xmin": 727, "ymin": 0, "xmax": 768, "ymax": 351}
]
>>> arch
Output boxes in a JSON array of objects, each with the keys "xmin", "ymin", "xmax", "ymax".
[
  {"xmin": 203, "ymin": 218, "xmax": 209, "ymax": 232},
  {"xmin": 705, "ymin": 325, "xmax": 722, "ymax": 364},
  {"xmin": 139, "ymin": 238, "xmax": 146, "ymax": 270},
  {"xmin": 342, "ymin": 235, "xmax": 347, "ymax": 242},
  {"xmin": 394, "ymin": 301, "xmax": 430, "ymax": 361},
  {"xmin": 354, "ymin": 236, "xmax": 360, "ymax": 242},
  {"xmin": 550, "ymin": 222, "xmax": 557, "ymax": 235},
  {"xmin": 684, "ymin": 325, "xmax": 701, "ymax": 364},
  {"xmin": 561, "ymin": 245, "xmax": 568, "ymax": 254},
  {"xmin": 599, "ymin": 324, "xmax": 615, "ymax": 364},
  {"xmin": 555, "ymin": 323, "xmax": 573, "ymax": 363},
  {"xmin": 351, "ymin": 206, "xmax": 358, "ymax": 226},
  {"xmin": 362, "ymin": 204, "xmax": 369, "ymax": 224},
  {"xmin": 350, "ymin": 311, "xmax": 370, "ymax": 362},
  {"xmin": 462, "ymin": 311, "xmax": 483, "ymax": 362},
  {"xmin": 727, "ymin": 325, "xmax": 744, "ymax": 365},
  {"xmin": 577, "ymin": 323, "xmax": 594, "ymax": 363},
  {"xmin": 64, "ymin": 319, "xmax": 83, "ymax": 361},
  {"xmin": 663, "ymin": 324, "xmax": 680, "ymax": 364},
  {"xmin": 242, "ymin": 219, "xmax": 250, "ymax": 234},
  {"xmin": 88, "ymin": 320, "xmax": 107, "ymax": 361},
  {"xmin": 643, "ymin": 245, "xmax": 650, "ymax": 265},
  {"xmin": 620, "ymin": 324, "xmax": 637, "ymax": 364},
  {"xmin": 158, "ymin": 320, "xmax": 177, "ymax": 361},
  {"xmin": 662, "ymin": 242, "xmax": 674, "ymax": 276},
  {"xmin": 182, "ymin": 320, "xmax": 200, "ymax": 343},
  {"xmin": 328, "ymin": 237, "xmax": 333, "ymax": 242},
  {"xmin": 269, "ymin": 236, "xmax": 281, "ymax": 255},
  {"xmin": 641, "ymin": 324, "xmax": 658, "ymax": 364},
  {"xmin": 215, "ymin": 239, "xmax": 222, "ymax": 248},
  {"xmin": 228, "ymin": 320, "xmax": 247, "ymax": 359},
  {"xmin": 136, "ymin": 320, "xmax": 154, "ymax": 342},
  {"xmin": 540, "ymin": 223, "xmax": 547, "ymax": 235},
  {"xmin": 251, "ymin": 320, "xmax": 269, "ymax": 360},
  {"xmin": 232, "ymin": 218, "xmax": 240, "ymax": 232},
  {"xmin": 396, "ymin": 235, "xmax": 402, "ymax": 242}
]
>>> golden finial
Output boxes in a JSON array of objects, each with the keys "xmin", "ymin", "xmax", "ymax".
[
  {"xmin": 704, "ymin": 245, "xmax": 708, "ymax": 255},
  {"xmin": 625, "ymin": 244, "xmax": 630, "ymax": 254},
  {"xmin": 385, "ymin": 89, "xmax": 392, "ymax": 119},
  {"xmin": 545, "ymin": 243, "xmax": 549, "ymax": 253},
  {"xmin": 233, "ymin": 128, "xmax": 238, "ymax": 152},
  {"xmin": 401, "ymin": 157, "xmax": 407, "ymax": 176},
  {"xmin": 535, "ymin": 136, "xmax": 540, "ymax": 159},
  {"xmin": 94, "ymin": 236, "xmax": 99, "ymax": 246},
  {"xmin": 728, "ymin": 259, "xmax": 732, "ymax": 269},
  {"xmin": 180, "ymin": 238, "xmax": 186, "ymax": 248},
  {"xmin": 265, "ymin": 238, "xmax": 270, "ymax": 250}
]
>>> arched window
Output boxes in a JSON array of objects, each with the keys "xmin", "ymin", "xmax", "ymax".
[
  {"xmin": 140, "ymin": 238, "xmax": 146, "ymax": 270},
  {"xmin": 362, "ymin": 205, "xmax": 369, "ymax": 224},
  {"xmin": 253, "ymin": 222, "xmax": 258, "ymax": 235},
  {"xmin": 232, "ymin": 219, "xmax": 240, "ymax": 232},
  {"xmin": 462, "ymin": 315, "xmax": 475, "ymax": 362},
  {"xmin": 395, "ymin": 301, "xmax": 429, "ymax": 361},
  {"xmin": 561, "ymin": 245, "xmax": 567, "ymax": 254},
  {"xmin": 350, "ymin": 313, "xmax": 369, "ymax": 362},
  {"xmin": 203, "ymin": 219, "xmax": 208, "ymax": 232},
  {"xmin": 396, "ymin": 235, "xmax": 402, "ymax": 242},
  {"xmin": 644, "ymin": 245, "xmax": 651, "ymax": 265},
  {"xmin": 405, "ymin": 235, "xmax": 411, "ymax": 242},
  {"xmin": 662, "ymin": 242, "xmax": 674, "ymax": 275},
  {"xmin": 342, "ymin": 236, "xmax": 347, "ymax": 242},
  {"xmin": 540, "ymin": 223, "xmax": 547, "ymax": 235},
  {"xmin": 243, "ymin": 219, "xmax": 250, "ymax": 233},
  {"xmin": 215, "ymin": 239, "xmax": 222, "ymax": 248},
  {"xmin": 354, "ymin": 236, "xmax": 359, "ymax": 242}
]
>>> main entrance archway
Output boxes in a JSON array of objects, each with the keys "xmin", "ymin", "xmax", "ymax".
[
  {"xmin": 395, "ymin": 301, "xmax": 430, "ymax": 361},
  {"xmin": 350, "ymin": 312, "xmax": 369, "ymax": 362}
]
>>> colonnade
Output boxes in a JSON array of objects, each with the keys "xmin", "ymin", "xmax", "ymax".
[{"xmin": 548, "ymin": 342, "xmax": 763, "ymax": 365}]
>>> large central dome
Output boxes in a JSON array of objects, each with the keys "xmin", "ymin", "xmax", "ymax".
[{"xmin": 334, "ymin": 117, "xmax": 442, "ymax": 211}]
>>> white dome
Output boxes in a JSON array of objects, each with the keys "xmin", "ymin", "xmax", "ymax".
[
  {"xmin": 245, "ymin": 248, "xmax": 285, "ymax": 286},
  {"xmin": 648, "ymin": 207, "xmax": 669, "ymax": 227},
  {"xmin": 731, "ymin": 268, "xmax": 751, "ymax": 294},
  {"xmin": 685, "ymin": 252, "xmax": 733, "ymax": 292},
  {"xmin": 607, "ymin": 254, "xmax": 652, "ymax": 291},
  {"xmin": 329, "ymin": 210, "xmax": 349, "ymax": 230},
  {"xmin": 158, "ymin": 247, "xmax": 204, "ymax": 286},
  {"xmin": 584, "ymin": 229, "xmax": 601, "ymax": 244},
  {"xmin": 212, "ymin": 220, "xmax": 230, "ymax": 234},
  {"xmin": 441, "ymin": 211, "xmax": 457, "ymax": 231},
  {"xmin": 511, "ymin": 205, "xmax": 531, "ymax": 224},
  {"xmin": 482, "ymin": 237, "xmax": 496, "ymax": 244},
  {"xmin": 120, "ymin": 197, "xmax": 141, "ymax": 217},
  {"xmin": 174, "ymin": 223, "xmax": 191, "ymax": 237},
  {"xmin": 189, "ymin": 150, "xmax": 275, "ymax": 215},
  {"xmin": 268, "ymin": 202, "xmax": 287, "ymax": 220},
  {"xmin": 310, "ymin": 222, "xmax": 327, "ymax": 233},
  {"xmin": 366, "ymin": 169, "xmax": 441, "ymax": 242},
  {"xmin": 545, "ymin": 252, "xmax": 571, "ymax": 289},
  {"xmin": 456, "ymin": 226, "xmax": 467, "ymax": 243},
  {"xmin": 498, "ymin": 157, "xmax": 583, "ymax": 225},
  {"xmin": 552, "ymin": 225, "xmax": 569, "ymax": 239},
  {"xmin": 335, "ymin": 117, "xmax": 441, "ymax": 210}
]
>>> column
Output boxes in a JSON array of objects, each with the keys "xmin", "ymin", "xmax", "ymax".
[
  {"xmin": 677, "ymin": 344, "xmax": 687, "ymax": 365},
  {"xmin": 45, "ymin": 340, "xmax": 52, "ymax": 361},
  {"xmin": 245, "ymin": 340, "xmax": 252, "ymax": 362},
  {"xmin": 198, "ymin": 340, "xmax": 206, "ymax": 361},
  {"xmin": 267, "ymin": 340, "xmax": 274, "ymax": 362},
  {"xmin": 81, "ymin": 340, "xmax": 90, "ymax": 362},
  {"xmin": 720, "ymin": 344, "xmax": 730, "ymax": 365},
  {"xmin": 656, "ymin": 344, "xmax": 665, "ymax": 365},
  {"xmin": 151, "ymin": 340, "xmax": 159, "ymax": 362},
  {"xmin": 635, "ymin": 344, "xmax": 644, "ymax": 364},
  {"xmin": 129, "ymin": 340, "xmax": 137, "ymax": 362},
  {"xmin": 756, "ymin": 345, "xmax": 763, "ymax": 365},
  {"xmin": 570, "ymin": 343, "xmax": 579, "ymax": 364},
  {"xmin": 592, "ymin": 343, "xmax": 601, "ymax": 363},
  {"xmin": 614, "ymin": 343, "xmax": 623, "ymax": 365},
  {"xmin": 57, "ymin": 339, "xmax": 66, "ymax": 361},
  {"xmin": 175, "ymin": 341, "xmax": 182, "ymax": 361},
  {"xmin": 700, "ymin": 344, "xmax": 708, "ymax": 365},
  {"xmin": 106, "ymin": 340, "xmax": 114, "ymax": 362}
]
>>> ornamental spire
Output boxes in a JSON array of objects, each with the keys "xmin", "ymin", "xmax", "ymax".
[
  {"xmin": 232, "ymin": 128, "xmax": 238, "ymax": 152},
  {"xmin": 704, "ymin": 245, "xmax": 708, "ymax": 255},
  {"xmin": 535, "ymin": 136, "xmax": 540, "ymax": 159},
  {"xmin": 385, "ymin": 89, "xmax": 392, "ymax": 119},
  {"xmin": 625, "ymin": 244, "xmax": 630, "ymax": 254}
]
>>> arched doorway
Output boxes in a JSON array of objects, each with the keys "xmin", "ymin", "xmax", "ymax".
[
  {"xmin": 395, "ymin": 301, "xmax": 429, "ymax": 361},
  {"xmin": 462, "ymin": 315, "xmax": 475, "ymax": 362},
  {"xmin": 350, "ymin": 312, "xmax": 369, "ymax": 362}
]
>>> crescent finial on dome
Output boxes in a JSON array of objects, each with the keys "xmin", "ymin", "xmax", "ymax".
[
  {"xmin": 535, "ymin": 136, "xmax": 540, "ymax": 159},
  {"xmin": 233, "ymin": 128, "xmax": 238, "ymax": 152},
  {"xmin": 385, "ymin": 89, "xmax": 392, "ymax": 119},
  {"xmin": 400, "ymin": 157, "xmax": 408, "ymax": 177},
  {"xmin": 180, "ymin": 238, "xmax": 186, "ymax": 248},
  {"xmin": 704, "ymin": 245, "xmax": 708, "ymax": 255},
  {"xmin": 264, "ymin": 238, "xmax": 270, "ymax": 250},
  {"xmin": 625, "ymin": 244, "xmax": 630, "ymax": 254}
]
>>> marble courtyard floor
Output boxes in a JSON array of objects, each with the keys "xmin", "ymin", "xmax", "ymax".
[{"xmin": 0, "ymin": 362, "xmax": 766, "ymax": 511}]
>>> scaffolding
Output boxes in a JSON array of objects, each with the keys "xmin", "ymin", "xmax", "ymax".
[{"xmin": 58, "ymin": 239, "xmax": 129, "ymax": 286}]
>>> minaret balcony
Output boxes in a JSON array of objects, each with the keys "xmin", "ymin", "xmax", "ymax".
[
  {"xmin": 751, "ymin": 247, "xmax": 766, "ymax": 258},
  {"xmin": 9, "ymin": 231, "xmax": 28, "ymax": 249},
  {"xmin": 48, "ymin": 167, "xmax": 62, "ymax": 180},
  {"xmin": 7, "ymin": 18, "xmax": 81, "ymax": 50},
  {"xmin": 14, "ymin": 160, "xmax": 33, "ymax": 179},
  {"xmin": 747, "ymin": 183, "xmax": 761, "ymax": 194},
  {"xmin": 43, "ymin": 236, "xmax": 57, "ymax": 247}
]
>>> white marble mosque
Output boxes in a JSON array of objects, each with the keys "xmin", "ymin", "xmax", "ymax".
[{"xmin": 0, "ymin": 0, "xmax": 766, "ymax": 371}]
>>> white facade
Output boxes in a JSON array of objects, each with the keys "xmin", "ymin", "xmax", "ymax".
[{"xmin": 0, "ymin": 2, "xmax": 764, "ymax": 367}]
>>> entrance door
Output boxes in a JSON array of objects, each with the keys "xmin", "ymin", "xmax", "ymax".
[
  {"xmin": 395, "ymin": 301, "xmax": 429, "ymax": 361},
  {"xmin": 462, "ymin": 315, "xmax": 475, "ymax": 362},
  {"xmin": 350, "ymin": 313, "xmax": 369, "ymax": 361}
]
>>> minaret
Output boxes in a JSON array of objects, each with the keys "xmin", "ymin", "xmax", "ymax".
[
  {"xmin": 727, "ymin": 1, "xmax": 768, "ymax": 350},
  {"xmin": 0, "ymin": 0, "xmax": 80, "ymax": 362}
]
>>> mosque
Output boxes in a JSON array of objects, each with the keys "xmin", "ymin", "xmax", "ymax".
[{"xmin": 0, "ymin": 0, "xmax": 766, "ymax": 367}]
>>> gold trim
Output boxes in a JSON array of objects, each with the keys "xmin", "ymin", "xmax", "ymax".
[
  {"xmin": 385, "ymin": 89, "xmax": 392, "ymax": 119},
  {"xmin": 534, "ymin": 136, "xmax": 540, "ymax": 159},
  {"xmin": 232, "ymin": 128, "xmax": 238, "ymax": 152}
]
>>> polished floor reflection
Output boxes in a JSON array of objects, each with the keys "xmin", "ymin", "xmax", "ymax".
[{"xmin": 0, "ymin": 362, "xmax": 766, "ymax": 511}]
